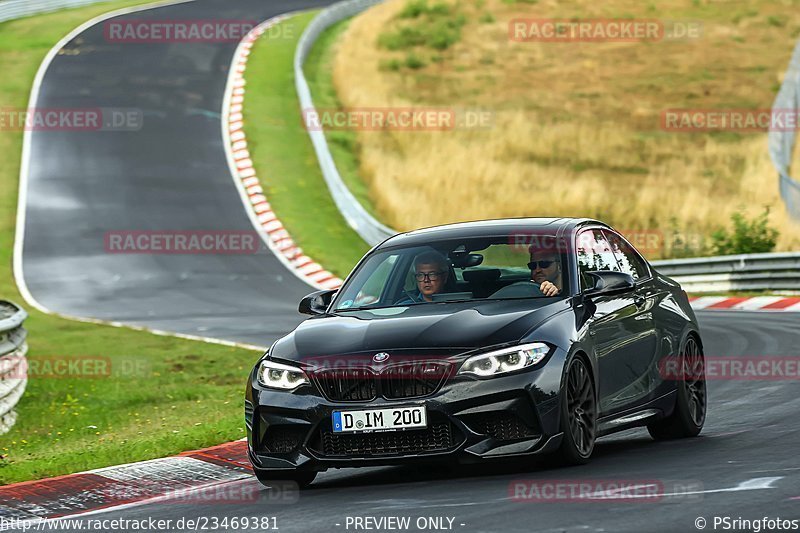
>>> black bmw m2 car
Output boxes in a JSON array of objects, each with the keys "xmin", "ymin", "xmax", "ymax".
[{"xmin": 245, "ymin": 218, "xmax": 706, "ymax": 487}]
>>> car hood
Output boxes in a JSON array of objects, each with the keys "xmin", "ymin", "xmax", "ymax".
[{"xmin": 270, "ymin": 299, "xmax": 569, "ymax": 363}]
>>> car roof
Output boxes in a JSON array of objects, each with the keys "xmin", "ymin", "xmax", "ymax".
[{"xmin": 381, "ymin": 217, "xmax": 610, "ymax": 248}]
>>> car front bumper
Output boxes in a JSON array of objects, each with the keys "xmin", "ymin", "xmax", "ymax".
[{"xmin": 245, "ymin": 352, "xmax": 566, "ymax": 473}]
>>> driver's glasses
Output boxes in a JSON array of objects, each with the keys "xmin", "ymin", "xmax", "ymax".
[
  {"xmin": 415, "ymin": 271, "xmax": 444, "ymax": 281},
  {"xmin": 528, "ymin": 260, "xmax": 555, "ymax": 270}
]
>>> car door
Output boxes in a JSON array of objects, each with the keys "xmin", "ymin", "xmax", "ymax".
[
  {"xmin": 602, "ymin": 230, "xmax": 661, "ymax": 408},
  {"xmin": 577, "ymin": 229, "xmax": 658, "ymax": 416}
]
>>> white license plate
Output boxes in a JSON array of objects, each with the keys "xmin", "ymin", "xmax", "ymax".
[{"xmin": 332, "ymin": 406, "xmax": 427, "ymax": 433}]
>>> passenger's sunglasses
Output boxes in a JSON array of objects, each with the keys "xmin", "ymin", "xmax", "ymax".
[
  {"xmin": 414, "ymin": 271, "xmax": 445, "ymax": 281},
  {"xmin": 528, "ymin": 260, "xmax": 555, "ymax": 270}
]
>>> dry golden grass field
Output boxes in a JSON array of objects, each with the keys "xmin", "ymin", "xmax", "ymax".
[{"xmin": 331, "ymin": 0, "xmax": 800, "ymax": 257}]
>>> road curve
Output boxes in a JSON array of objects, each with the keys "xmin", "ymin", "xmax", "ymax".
[
  {"xmin": 18, "ymin": 0, "xmax": 334, "ymax": 348},
  {"xmin": 50, "ymin": 312, "xmax": 800, "ymax": 532},
  {"xmin": 13, "ymin": 1, "xmax": 800, "ymax": 531}
]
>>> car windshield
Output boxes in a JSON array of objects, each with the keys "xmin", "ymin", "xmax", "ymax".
[{"xmin": 332, "ymin": 235, "xmax": 570, "ymax": 311}]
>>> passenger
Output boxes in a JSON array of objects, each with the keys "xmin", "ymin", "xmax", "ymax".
[{"xmin": 398, "ymin": 250, "xmax": 450, "ymax": 304}]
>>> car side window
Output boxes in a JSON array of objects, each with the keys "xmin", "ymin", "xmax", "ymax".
[
  {"xmin": 603, "ymin": 230, "xmax": 650, "ymax": 280},
  {"xmin": 576, "ymin": 229, "xmax": 621, "ymax": 290},
  {"xmin": 353, "ymin": 254, "xmax": 398, "ymax": 306}
]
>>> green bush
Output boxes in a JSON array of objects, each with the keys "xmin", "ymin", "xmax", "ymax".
[
  {"xmin": 378, "ymin": 0, "xmax": 467, "ymax": 56},
  {"xmin": 663, "ymin": 217, "xmax": 709, "ymax": 258},
  {"xmin": 710, "ymin": 207, "xmax": 779, "ymax": 255},
  {"xmin": 399, "ymin": 0, "xmax": 428, "ymax": 18},
  {"xmin": 378, "ymin": 26, "xmax": 427, "ymax": 50},
  {"xmin": 426, "ymin": 2, "xmax": 452, "ymax": 16},
  {"xmin": 428, "ymin": 16, "xmax": 467, "ymax": 50},
  {"xmin": 379, "ymin": 58, "xmax": 403, "ymax": 71},
  {"xmin": 399, "ymin": 0, "xmax": 451, "ymax": 18},
  {"xmin": 766, "ymin": 15, "xmax": 787, "ymax": 27},
  {"xmin": 405, "ymin": 52, "xmax": 427, "ymax": 69}
]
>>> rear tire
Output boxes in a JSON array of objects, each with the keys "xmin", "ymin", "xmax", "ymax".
[
  {"xmin": 648, "ymin": 336, "xmax": 706, "ymax": 440},
  {"xmin": 254, "ymin": 469, "xmax": 317, "ymax": 489},
  {"xmin": 556, "ymin": 356, "xmax": 597, "ymax": 465}
]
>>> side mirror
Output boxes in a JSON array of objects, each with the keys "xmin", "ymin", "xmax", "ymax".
[
  {"xmin": 298, "ymin": 289, "xmax": 337, "ymax": 315},
  {"xmin": 583, "ymin": 271, "xmax": 635, "ymax": 296}
]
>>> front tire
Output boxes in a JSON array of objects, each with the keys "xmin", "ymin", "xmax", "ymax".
[
  {"xmin": 556, "ymin": 356, "xmax": 597, "ymax": 465},
  {"xmin": 648, "ymin": 335, "xmax": 706, "ymax": 440},
  {"xmin": 254, "ymin": 469, "xmax": 317, "ymax": 489}
]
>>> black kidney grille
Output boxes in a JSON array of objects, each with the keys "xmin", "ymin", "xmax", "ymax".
[
  {"xmin": 381, "ymin": 362, "xmax": 450, "ymax": 399},
  {"xmin": 312, "ymin": 362, "xmax": 451, "ymax": 401},
  {"xmin": 314, "ymin": 368, "xmax": 377, "ymax": 401},
  {"xmin": 319, "ymin": 422, "xmax": 455, "ymax": 457}
]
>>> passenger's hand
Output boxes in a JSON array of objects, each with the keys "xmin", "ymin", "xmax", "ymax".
[{"xmin": 540, "ymin": 280, "xmax": 560, "ymax": 296}]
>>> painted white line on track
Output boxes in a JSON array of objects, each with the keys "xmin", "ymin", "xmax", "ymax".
[
  {"xmin": 9, "ymin": 0, "xmax": 269, "ymax": 351},
  {"xmin": 10, "ymin": 477, "xmax": 256, "ymax": 527},
  {"xmin": 361, "ymin": 477, "xmax": 785, "ymax": 510},
  {"xmin": 7, "ymin": 0, "xmax": 276, "ymax": 351}
]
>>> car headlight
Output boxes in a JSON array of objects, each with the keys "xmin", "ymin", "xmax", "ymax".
[
  {"xmin": 257, "ymin": 360, "xmax": 309, "ymax": 390},
  {"xmin": 458, "ymin": 343, "xmax": 550, "ymax": 377}
]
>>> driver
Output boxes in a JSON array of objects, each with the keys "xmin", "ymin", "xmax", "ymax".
[
  {"xmin": 529, "ymin": 247, "xmax": 562, "ymax": 296},
  {"xmin": 488, "ymin": 246, "xmax": 561, "ymax": 298},
  {"xmin": 397, "ymin": 250, "xmax": 450, "ymax": 304}
]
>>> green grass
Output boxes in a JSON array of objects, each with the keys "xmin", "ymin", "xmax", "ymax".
[
  {"xmin": 243, "ymin": 12, "xmax": 370, "ymax": 278},
  {"xmin": 303, "ymin": 18, "xmax": 380, "ymax": 220},
  {"xmin": 0, "ymin": 1, "xmax": 264, "ymax": 484}
]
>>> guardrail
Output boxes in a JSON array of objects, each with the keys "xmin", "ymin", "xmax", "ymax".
[
  {"xmin": 0, "ymin": 0, "xmax": 108, "ymax": 23},
  {"xmin": 0, "ymin": 301, "xmax": 27, "ymax": 435},
  {"xmin": 294, "ymin": 0, "xmax": 395, "ymax": 246},
  {"xmin": 652, "ymin": 252, "xmax": 800, "ymax": 293},
  {"xmin": 768, "ymin": 40, "xmax": 800, "ymax": 220}
]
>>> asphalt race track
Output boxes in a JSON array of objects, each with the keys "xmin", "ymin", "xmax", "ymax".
[
  {"xmin": 19, "ymin": 0, "xmax": 335, "ymax": 348},
  {"xmin": 45, "ymin": 312, "xmax": 800, "ymax": 532},
  {"xmin": 15, "ymin": 0, "xmax": 800, "ymax": 531}
]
